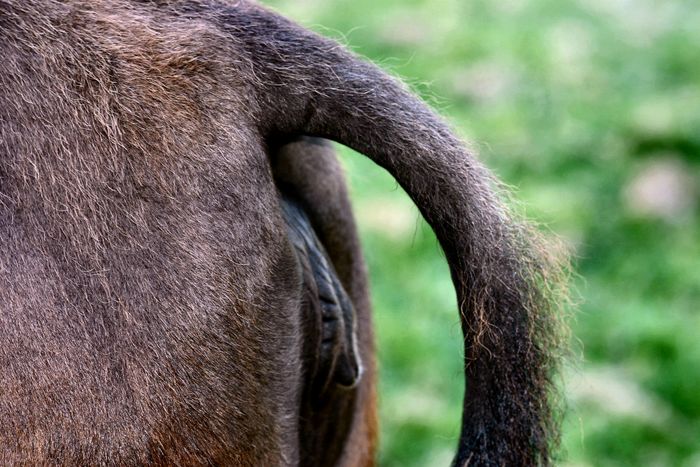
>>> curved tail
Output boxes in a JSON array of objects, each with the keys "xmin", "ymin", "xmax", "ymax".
[{"xmin": 225, "ymin": 4, "xmax": 568, "ymax": 465}]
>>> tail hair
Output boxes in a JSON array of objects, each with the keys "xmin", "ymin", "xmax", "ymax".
[{"xmin": 226, "ymin": 4, "xmax": 570, "ymax": 464}]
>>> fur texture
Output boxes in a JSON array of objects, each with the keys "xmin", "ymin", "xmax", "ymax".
[{"xmin": 0, "ymin": 1, "xmax": 566, "ymax": 465}]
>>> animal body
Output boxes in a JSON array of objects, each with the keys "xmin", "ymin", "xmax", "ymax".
[{"xmin": 0, "ymin": 1, "xmax": 565, "ymax": 465}]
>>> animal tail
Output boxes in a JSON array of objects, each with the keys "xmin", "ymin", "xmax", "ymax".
[{"xmin": 226, "ymin": 4, "xmax": 568, "ymax": 465}]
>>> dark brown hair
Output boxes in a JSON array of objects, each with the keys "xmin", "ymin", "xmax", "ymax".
[{"xmin": 0, "ymin": 1, "xmax": 567, "ymax": 465}]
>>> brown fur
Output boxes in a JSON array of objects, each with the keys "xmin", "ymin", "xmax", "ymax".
[{"xmin": 0, "ymin": 1, "xmax": 566, "ymax": 466}]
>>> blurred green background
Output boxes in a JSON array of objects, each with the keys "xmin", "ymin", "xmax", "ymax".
[{"xmin": 266, "ymin": 0, "xmax": 700, "ymax": 465}]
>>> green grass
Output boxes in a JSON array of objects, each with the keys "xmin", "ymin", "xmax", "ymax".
[{"xmin": 265, "ymin": 0, "xmax": 700, "ymax": 464}]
